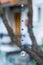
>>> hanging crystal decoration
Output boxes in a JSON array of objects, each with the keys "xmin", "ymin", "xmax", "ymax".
[
  {"xmin": 21, "ymin": 5, "xmax": 24, "ymax": 12},
  {"xmin": 20, "ymin": 51, "xmax": 26, "ymax": 57}
]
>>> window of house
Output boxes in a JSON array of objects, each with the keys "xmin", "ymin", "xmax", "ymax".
[{"xmin": 38, "ymin": 7, "xmax": 41, "ymax": 22}]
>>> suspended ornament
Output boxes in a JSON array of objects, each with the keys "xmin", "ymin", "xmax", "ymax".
[
  {"xmin": 21, "ymin": 4, "xmax": 24, "ymax": 12},
  {"xmin": 21, "ymin": 4, "xmax": 24, "ymax": 7},
  {"xmin": 20, "ymin": 51, "xmax": 26, "ymax": 57}
]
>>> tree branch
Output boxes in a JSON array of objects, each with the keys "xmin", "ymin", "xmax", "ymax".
[{"xmin": 28, "ymin": 0, "xmax": 43, "ymax": 58}]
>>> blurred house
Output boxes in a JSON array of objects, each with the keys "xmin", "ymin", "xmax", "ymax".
[
  {"xmin": 0, "ymin": 1, "xmax": 33, "ymax": 65},
  {"xmin": 0, "ymin": 0, "xmax": 32, "ymax": 45},
  {"xmin": 32, "ymin": 0, "xmax": 43, "ymax": 45},
  {"xmin": 0, "ymin": 0, "xmax": 43, "ymax": 45},
  {"xmin": 1, "ymin": 0, "xmax": 43, "ymax": 65},
  {"xmin": 0, "ymin": 0, "xmax": 30, "ymax": 65}
]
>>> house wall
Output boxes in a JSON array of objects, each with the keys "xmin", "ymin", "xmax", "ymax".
[
  {"xmin": 0, "ymin": 17, "xmax": 11, "ymax": 44},
  {"xmin": 32, "ymin": 0, "xmax": 43, "ymax": 45}
]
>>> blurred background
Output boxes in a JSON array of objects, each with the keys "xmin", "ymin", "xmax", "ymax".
[{"xmin": 0, "ymin": 0, "xmax": 43, "ymax": 65}]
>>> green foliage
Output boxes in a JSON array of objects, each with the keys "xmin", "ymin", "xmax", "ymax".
[
  {"xmin": 40, "ymin": 38, "xmax": 43, "ymax": 51},
  {"xmin": 41, "ymin": 38, "xmax": 43, "ymax": 47},
  {"xmin": 32, "ymin": 60, "xmax": 37, "ymax": 65}
]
